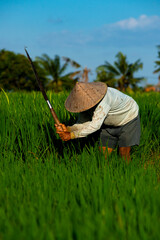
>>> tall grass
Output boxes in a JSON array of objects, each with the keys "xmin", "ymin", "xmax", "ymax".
[{"xmin": 0, "ymin": 90, "xmax": 160, "ymax": 240}]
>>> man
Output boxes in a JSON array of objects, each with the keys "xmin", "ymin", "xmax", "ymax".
[{"xmin": 55, "ymin": 82, "xmax": 141, "ymax": 162}]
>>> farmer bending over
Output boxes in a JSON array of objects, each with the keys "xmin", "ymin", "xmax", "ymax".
[{"xmin": 55, "ymin": 82, "xmax": 141, "ymax": 162}]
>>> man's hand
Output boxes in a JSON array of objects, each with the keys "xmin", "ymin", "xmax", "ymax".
[
  {"xmin": 55, "ymin": 123, "xmax": 71, "ymax": 141},
  {"xmin": 58, "ymin": 131, "xmax": 71, "ymax": 141},
  {"xmin": 55, "ymin": 123, "xmax": 68, "ymax": 133}
]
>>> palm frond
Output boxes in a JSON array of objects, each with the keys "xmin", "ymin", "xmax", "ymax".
[
  {"xmin": 104, "ymin": 61, "xmax": 120, "ymax": 75},
  {"xmin": 66, "ymin": 71, "xmax": 81, "ymax": 79},
  {"xmin": 62, "ymin": 57, "xmax": 81, "ymax": 68},
  {"xmin": 153, "ymin": 67, "xmax": 160, "ymax": 74}
]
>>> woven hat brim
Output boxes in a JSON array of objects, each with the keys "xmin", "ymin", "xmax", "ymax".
[{"xmin": 65, "ymin": 82, "xmax": 107, "ymax": 113}]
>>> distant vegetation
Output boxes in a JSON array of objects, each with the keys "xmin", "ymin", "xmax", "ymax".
[
  {"xmin": 0, "ymin": 46, "xmax": 160, "ymax": 92},
  {"xmin": 153, "ymin": 45, "xmax": 160, "ymax": 79},
  {"xmin": 0, "ymin": 49, "xmax": 47, "ymax": 91},
  {"xmin": 96, "ymin": 52, "xmax": 145, "ymax": 91},
  {"xmin": 0, "ymin": 49, "xmax": 81, "ymax": 92}
]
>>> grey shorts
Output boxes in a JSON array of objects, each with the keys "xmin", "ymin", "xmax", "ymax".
[{"xmin": 99, "ymin": 114, "xmax": 141, "ymax": 148}]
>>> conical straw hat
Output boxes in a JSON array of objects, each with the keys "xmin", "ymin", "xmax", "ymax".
[{"xmin": 65, "ymin": 82, "xmax": 107, "ymax": 113}]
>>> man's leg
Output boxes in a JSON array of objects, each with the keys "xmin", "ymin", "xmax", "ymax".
[
  {"xmin": 119, "ymin": 147, "xmax": 131, "ymax": 163},
  {"xmin": 99, "ymin": 146, "xmax": 113, "ymax": 159}
]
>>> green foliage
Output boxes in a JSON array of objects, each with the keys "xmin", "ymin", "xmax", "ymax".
[
  {"xmin": 36, "ymin": 54, "xmax": 80, "ymax": 92},
  {"xmin": 0, "ymin": 49, "xmax": 47, "ymax": 91},
  {"xmin": 153, "ymin": 45, "xmax": 160, "ymax": 76},
  {"xmin": 96, "ymin": 52, "xmax": 145, "ymax": 91},
  {"xmin": 0, "ymin": 90, "xmax": 160, "ymax": 239},
  {"xmin": 95, "ymin": 70, "xmax": 117, "ymax": 87},
  {"xmin": 0, "ymin": 49, "xmax": 147, "ymax": 93}
]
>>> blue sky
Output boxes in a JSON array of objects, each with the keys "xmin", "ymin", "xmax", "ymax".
[{"xmin": 1, "ymin": 0, "xmax": 160, "ymax": 86}]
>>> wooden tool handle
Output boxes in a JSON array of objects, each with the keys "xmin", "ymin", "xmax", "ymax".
[{"xmin": 50, "ymin": 108, "xmax": 60, "ymax": 125}]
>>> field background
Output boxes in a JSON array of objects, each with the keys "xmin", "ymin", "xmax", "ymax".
[{"xmin": 0, "ymin": 91, "xmax": 160, "ymax": 240}]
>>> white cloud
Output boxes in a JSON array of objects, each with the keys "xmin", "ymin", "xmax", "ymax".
[
  {"xmin": 37, "ymin": 15, "xmax": 160, "ymax": 50},
  {"xmin": 111, "ymin": 15, "xmax": 160, "ymax": 30}
]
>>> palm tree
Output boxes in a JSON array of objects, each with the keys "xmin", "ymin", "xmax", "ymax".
[
  {"xmin": 153, "ymin": 45, "xmax": 160, "ymax": 83},
  {"xmin": 96, "ymin": 52, "xmax": 145, "ymax": 91},
  {"xmin": 36, "ymin": 54, "xmax": 80, "ymax": 92}
]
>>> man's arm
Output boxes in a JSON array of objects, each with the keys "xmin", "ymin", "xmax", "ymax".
[
  {"xmin": 57, "ymin": 103, "xmax": 110, "ymax": 140},
  {"xmin": 55, "ymin": 92, "xmax": 111, "ymax": 141},
  {"xmin": 70, "ymin": 103, "xmax": 110, "ymax": 138}
]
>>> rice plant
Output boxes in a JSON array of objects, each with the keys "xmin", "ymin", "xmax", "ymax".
[{"xmin": 0, "ymin": 90, "xmax": 160, "ymax": 240}]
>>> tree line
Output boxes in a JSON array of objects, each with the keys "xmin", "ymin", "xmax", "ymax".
[{"xmin": 0, "ymin": 46, "xmax": 160, "ymax": 92}]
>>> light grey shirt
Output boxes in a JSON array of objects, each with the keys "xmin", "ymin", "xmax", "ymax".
[{"xmin": 69, "ymin": 87, "xmax": 139, "ymax": 138}]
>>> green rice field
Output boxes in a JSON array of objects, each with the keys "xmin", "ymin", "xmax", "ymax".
[{"xmin": 0, "ymin": 90, "xmax": 160, "ymax": 240}]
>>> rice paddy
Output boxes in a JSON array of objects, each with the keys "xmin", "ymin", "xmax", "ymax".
[{"xmin": 0, "ymin": 90, "xmax": 160, "ymax": 240}]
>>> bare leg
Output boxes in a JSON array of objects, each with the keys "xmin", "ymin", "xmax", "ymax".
[
  {"xmin": 119, "ymin": 147, "xmax": 131, "ymax": 163},
  {"xmin": 99, "ymin": 146, "xmax": 113, "ymax": 159}
]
